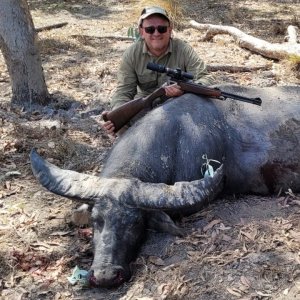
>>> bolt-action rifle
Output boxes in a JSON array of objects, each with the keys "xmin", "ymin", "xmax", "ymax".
[{"xmin": 103, "ymin": 62, "xmax": 262, "ymax": 133}]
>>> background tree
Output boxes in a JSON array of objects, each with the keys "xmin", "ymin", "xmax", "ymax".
[{"xmin": 0, "ymin": 0, "xmax": 49, "ymax": 106}]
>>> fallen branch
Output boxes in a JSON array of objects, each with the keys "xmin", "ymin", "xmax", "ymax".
[
  {"xmin": 207, "ymin": 64, "xmax": 271, "ymax": 73},
  {"xmin": 0, "ymin": 171, "xmax": 21, "ymax": 183},
  {"xmin": 36, "ymin": 22, "xmax": 68, "ymax": 32},
  {"xmin": 190, "ymin": 20, "xmax": 300, "ymax": 60},
  {"xmin": 71, "ymin": 34, "xmax": 134, "ymax": 41}
]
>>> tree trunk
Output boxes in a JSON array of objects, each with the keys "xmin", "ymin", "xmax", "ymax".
[{"xmin": 0, "ymin": 0, "xmax": 49, "ymax": 106}]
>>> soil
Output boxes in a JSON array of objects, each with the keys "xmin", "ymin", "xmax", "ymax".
[{"xmin": 0, "ymin": 1, "xmax": 300, "ymax": 299}]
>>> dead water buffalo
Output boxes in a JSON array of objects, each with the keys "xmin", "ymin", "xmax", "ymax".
[{"xmin": 30, "ymin": 85, "xmax": 300, "ymax": 288}]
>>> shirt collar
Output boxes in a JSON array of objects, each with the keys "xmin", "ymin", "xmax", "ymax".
[{"xmin": 142, "ymin": 38, "xmax": 173, "ymax": 56}]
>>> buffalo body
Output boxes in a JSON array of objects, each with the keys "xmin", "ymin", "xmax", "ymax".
[{"xmin": 31, "ymin": 85, "xmax": 300, "ymax": 287}]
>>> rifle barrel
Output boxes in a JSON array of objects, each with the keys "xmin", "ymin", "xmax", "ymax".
[{"xmin": 221, "ymin": 91, "xmax": 262, "ymax": 106}]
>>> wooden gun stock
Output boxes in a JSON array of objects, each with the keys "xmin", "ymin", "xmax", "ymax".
[{"xmin": 102, "ymin": 87, "xmax": 165, "ymax": 133}]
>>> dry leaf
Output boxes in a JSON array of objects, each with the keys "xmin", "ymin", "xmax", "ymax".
[
  {"xmin": 286, "ymin": 188, "xmax": 296, "ymax": 197},
  {"xmin": 291, "ymin": 199, "xmax": 300, "ymax": 206},
  {"xmin": 174, "ymin": 282, "xmax": 189, "ymax": 297},
  {"xmin": 219, "ymin": 223, "xmax": 232, "ymax": 230},
  {"xmin": 162, "ymin": 264, "xmax": 176, "ymax": 271},
  {"xmin": 203, "ymin": 219, "xmax": 221, "ymax": 232},
  {"xmin": 158, "ymin": 283, "xmax": 172, "ymax": 299},
  {"xmin": 283, "ymin": 288, "xmax": 289, "ymax": 295},
  {"xmin": 50, "ymin": 231, "xmax": 72, "ymax": 236},
  {"xmin": 148, "ymin": 256, "xmax": 165, "ymax": 266},
  {"xmin": 30, "ymin": 241, "xmax": 53, "ymax": 251},
  {"xmin": 240, "ymin": 229, "xmax": 257, "ymax": 241},
  {"xmin": 48, "ymin": 141, "xmax": 55, "ymax": 148},
  {"xmin": 238, "ymin": 296, "xmax": 253, "ymax": 300},
  {"xmin": 175, "ymin": 239, "xmax": 187, "ymax": 244},
  {"xmin": 240, "ymin": 276, "xmax": 251, "ymax": 288},
  {"xmin": 211, "ymin": 229, "xmax": 218, "ymax": 239},
  {"xmin": 222, "ymin": 233, "xmax": 232, "ymax": 242},
  {"xmin": 239, "ymin": 285, "xmax": 249, "ymax": 292},
  {"xmin": 226, "ymin": 287, "xmax": 242, "ymax": 297},
  {"xmin": 5, "ymin": 181, "xmax": 11, "ymax": 190},
  {"xmin": 289, "ymin": 230, "xmax": 300, "ymax": 241},
  {"xmin": 256, "ymin": 291, "xmax": 272, "ymax": 296}
]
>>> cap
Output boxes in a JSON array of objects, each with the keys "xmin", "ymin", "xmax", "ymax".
[{"xmin": 138, "ymin": 6, "xmax": 170, "ymax": 26}]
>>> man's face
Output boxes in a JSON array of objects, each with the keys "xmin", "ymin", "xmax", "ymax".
[{"xmin": 140, "ymin": 15, "xmax": 172, "ymax": 57}]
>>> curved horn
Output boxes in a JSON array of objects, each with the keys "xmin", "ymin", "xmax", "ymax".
[
  {"xmin": 128, "ymin": 165, "xmax": 224, "ymax": 210},
  {"xmin": 30, "ymin": 149, "xmax": 106, "ymax": 201}
]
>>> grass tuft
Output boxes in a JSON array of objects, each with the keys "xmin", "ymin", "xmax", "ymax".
[{"xmin": 130, "ymin": 0, "xmax": 185, "ymax": 29}]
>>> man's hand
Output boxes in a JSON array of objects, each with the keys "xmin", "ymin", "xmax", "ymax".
[
  {"xmin": 164, "ymin": 82, "xmax": 184, "ymax": 98},
  {"xmin": 101, "ymin": 111, "xmax": 116, "ymax": 137}
]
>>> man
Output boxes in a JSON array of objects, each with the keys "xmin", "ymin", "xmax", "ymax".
[{"xmin": 102, "ymin": 6, "xmax": 214, "ymax": 136}]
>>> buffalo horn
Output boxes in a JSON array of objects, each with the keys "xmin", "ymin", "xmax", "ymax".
[
  {"xmin": 129, "ymin": 165, "xmax": 224, "ymax": 210},
  {"xmin": 30, "ymin": 149, "xmax": 105, "ymax": 201}
]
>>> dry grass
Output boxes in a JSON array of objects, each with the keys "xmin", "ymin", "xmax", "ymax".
[
  {"xmin": 130, "ymin": 0, "xmax": 185, "ymax": 29},
  {"xmin": 288, "ymin": 55, "xmax": 300, "ymax": 77}
]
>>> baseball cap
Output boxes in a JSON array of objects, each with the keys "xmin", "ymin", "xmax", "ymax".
[{"xmin": 138, "ymin": 6, "xmax": 170, "ymax": 26}]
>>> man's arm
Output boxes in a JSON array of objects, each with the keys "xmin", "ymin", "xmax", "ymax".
[
  {"xmin": 102, "ymin": 48, "xmax": 138, "ymax": 136},
  {"xmin": 110, "ymin": 51, "xmax": 138, "ymax": 110}
]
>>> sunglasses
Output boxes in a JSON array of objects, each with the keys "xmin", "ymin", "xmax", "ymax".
[{"xmin": 143, "ymin": 25, "xmax": 169, "ymax": 34}]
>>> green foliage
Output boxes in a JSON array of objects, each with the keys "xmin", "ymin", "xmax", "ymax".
[
  {"xmin": 289, "ymin": 54, "xmax": 300, "ymax": 65},
  {"xmin": 288, "ymin": 54, "xmax": 300, "ymax": 76},
  {"xmin": 127, "ymin": 26, "xmax": 140, "ymax": 41}
]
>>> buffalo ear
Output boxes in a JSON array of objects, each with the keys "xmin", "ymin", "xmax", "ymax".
[
  {"xmin": 71, "ymin": 204, "xmax": 91, "ymax": 225},
  {"xmin": 147, "ymin": 211, "xmax": 185, "ymax": 237}
]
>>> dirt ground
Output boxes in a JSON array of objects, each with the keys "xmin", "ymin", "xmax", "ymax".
[{"xmin": 1, "ymin": 0, "xmax": 300, "ymax": 299}]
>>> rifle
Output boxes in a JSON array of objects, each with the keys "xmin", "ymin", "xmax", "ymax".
[{"xmin": 103, "ymin": 62, "xmax": 262, "ymax": 133}]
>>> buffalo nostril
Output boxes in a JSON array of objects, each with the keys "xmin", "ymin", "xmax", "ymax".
[
  {"xmin": 114, "ymin": 270, "xmax": 125, "ymax": 283},
  {"xmin": 87, "ymin": 270, "xmax": 98, "ymax": 286},
  {"xmin": 89, "ymin": 266, "xmax": 129, "ymax": 287}
]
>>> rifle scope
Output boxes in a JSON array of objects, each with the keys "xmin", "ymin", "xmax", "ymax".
[{"xmin": 147, "ymin": 62, "xmax": 194, "ymax": 81}]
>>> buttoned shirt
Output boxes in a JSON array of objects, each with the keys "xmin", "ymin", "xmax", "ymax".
[{"xmin": 110, "ymin": 38, "xmax": 215, "ymax": 109}]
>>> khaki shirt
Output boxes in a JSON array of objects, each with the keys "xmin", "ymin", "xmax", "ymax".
[{"xmin": 111, "ymin": 38, "xmax": 215, "ymax": 109}]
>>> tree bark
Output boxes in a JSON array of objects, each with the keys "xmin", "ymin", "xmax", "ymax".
[
  {"xmin": 190, "ymin": 20, "xmax": 300, "ymax": 61},
  {"xmin": 0, "ymin": 0, "xmax": 49, "ymax": 106}
]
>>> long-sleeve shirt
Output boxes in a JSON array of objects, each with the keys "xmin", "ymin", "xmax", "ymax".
[{"xmin": 110, "ymin": 38, "xmax": 215, "ymax": 109}]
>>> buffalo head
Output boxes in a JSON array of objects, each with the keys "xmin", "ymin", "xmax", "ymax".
[{"xmin": 30, "ymin": 149, "xmax": 223, "ymax": 287}]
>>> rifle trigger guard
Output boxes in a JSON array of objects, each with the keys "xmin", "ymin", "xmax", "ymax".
[{"xmin": 165, "ymin": 79, "xmax": 176, "ymax": 86}]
